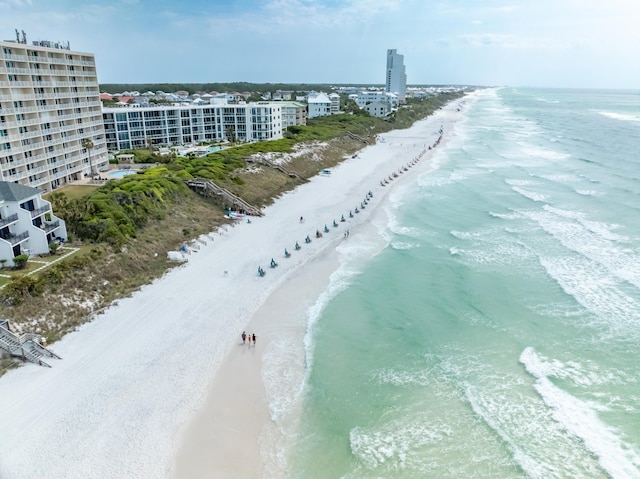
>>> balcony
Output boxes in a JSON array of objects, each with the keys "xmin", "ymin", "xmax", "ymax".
[
  {"xmin": 1, "ymin": 231, "xmax": 29, "ymax": 246},
  {"xmin": 0, "ymin": 214, "xmax": 18, "ymax": 228},
  {"xmin": 42, "ymin": 221, "xmax": 60, "ymax": 233},
  {"xmin": 29, "ymin": 205, "xmax": 51, "ymax": 218}
]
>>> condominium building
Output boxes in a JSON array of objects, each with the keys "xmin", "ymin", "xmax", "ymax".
[
  {"xmin": 279, "ymin": 101, "xmax": 307, "ymax": 130},
  {"xmin": 385, "ymin": 49, "xmax": 407, "ymax": 102},
  {"xmin": 102, "ymin": 102, "xmax": 284, "ymax": 150},
  {"xmin": 0, "ymin": 180, "xmax": 67, "ymax": 265},
  {"xmin": 0, "ymin": 36, "xmax": 108, "ymax": 192}
]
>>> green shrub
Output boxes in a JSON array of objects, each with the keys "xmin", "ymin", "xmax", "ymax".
[
  {"xmin": 49, "ymin": 242, "xmax": 60, "ymax": 255},
  {"xmin": 13, "ymin": 254, "xmax": 28, "ymax": 269},
  {"xmin": 1, "ymin": 275, "xmax": 45, "ymax": 305}
]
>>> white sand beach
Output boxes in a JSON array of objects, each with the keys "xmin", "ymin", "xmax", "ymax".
[{"xmin": 0, "ymin": 97, "xmax": 471, "ymax": 479}]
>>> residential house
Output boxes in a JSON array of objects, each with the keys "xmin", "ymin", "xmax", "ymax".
[
  {"xmin": 364, "ymin": 100, "xmax": 392, "ymax": 118},
  {"xmin": 307, "ymin": 92, "xmax": 332, "ymax": 119}
]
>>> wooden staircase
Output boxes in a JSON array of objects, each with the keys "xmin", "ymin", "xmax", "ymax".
[
  {"xmin": 185, "ymin": 178, "xmax": 263, "ymax": 216},
  {"xmin": 246, "ymin": 157, "xmax": 304, "ymax": 180},
  {"xmin": 345, "ymin": 131, "xmax": 370, "ymax": 145},
  {"xmin": 0, "ymin": 322, "xmax": 61, "ymax": 368}
]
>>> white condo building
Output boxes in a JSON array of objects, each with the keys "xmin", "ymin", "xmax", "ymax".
[
  {"xmin": 0, "ymin": 180, "xmax": 67, "ymax": 265},
  {"xmin": 0, "ymin": 35, "xmax": 108, "ymax": 192},
  {"xmin": 385, "ymin": 49, "xmax": 407, "ymax": 102},
  {"xmin": 102, "ymin": 102, "xmax": 284, "ymax": 150}
]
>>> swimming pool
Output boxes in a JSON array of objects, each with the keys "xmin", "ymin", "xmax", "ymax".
[
  {"xmin": 108, "ymin": 170, "xmax": 137, "ymax": 178},
  {"xmin": 207, "ymin": 146, "xmax": 223, "ymax": 153}
]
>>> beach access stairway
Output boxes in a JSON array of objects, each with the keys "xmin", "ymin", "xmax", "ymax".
[
  {"xmin": 345, "ymin": 131, "xmax": 370, "ymax": 145},
  {"xmin": 0, "ymin": 323, "xmax": 61, "ymax": 368},
  {"xmin": 185, "ymin": 178, "xmax": 263, "ymax": 216},
  {"xmin": 245, "ymin": 157, "xmax": 304, "ymax": 180}
]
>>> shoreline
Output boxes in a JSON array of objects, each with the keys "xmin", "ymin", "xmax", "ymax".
[
  {"xmin": 0, "ymin": 95, "xmax": 474, "ymax": 479},
  {"xmin": 172, "ymin": 98, "xmax": 473, "ymax": 478}
]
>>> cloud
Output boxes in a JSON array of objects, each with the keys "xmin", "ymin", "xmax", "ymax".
[
  {"xmin": 0, "ymin": 0, "xmax": 32, "ymax": 7},
  {"xmin": 461, "ymin": 33, "xmax": 568, "ymax": 49}
]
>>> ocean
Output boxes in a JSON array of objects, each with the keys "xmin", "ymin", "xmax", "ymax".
[{"xmin": 266, "ymin": 88, "xmax": 640, "ymax": 478}]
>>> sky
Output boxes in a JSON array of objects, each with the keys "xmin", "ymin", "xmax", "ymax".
[{"xmin": 1, "ymin": 0, "xmax": 639, "ymax": 88}]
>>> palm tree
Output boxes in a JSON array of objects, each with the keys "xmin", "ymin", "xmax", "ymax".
[{"xmin": 81, "ymin": 137, "xmax": 95, "ymax": 179}]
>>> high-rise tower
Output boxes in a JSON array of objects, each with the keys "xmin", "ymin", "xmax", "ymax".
[
  {"xmin": 0, "ymin": 34, "xmax": 108, "ymax": 192},
  {"xmin": 385, "ymin": 49, "xmax": 407, "ymax": 102}
]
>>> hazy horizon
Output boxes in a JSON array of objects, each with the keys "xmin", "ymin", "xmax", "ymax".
[{"xmin": 2, "ymin": 0, "xmax": 639, "ymax": 89}]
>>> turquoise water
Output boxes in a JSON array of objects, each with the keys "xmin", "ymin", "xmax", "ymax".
[
  {"xmin": 285, "ymin": 89, "xmax": 640, "ymax": 478},
  {"xmin": 108, "ymin": 169, "xmax": 136, "ymax": 178}
]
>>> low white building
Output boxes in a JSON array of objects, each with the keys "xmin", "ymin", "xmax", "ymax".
[
  {"xmin": 307, "ymin": 93, "xmax": 332, "ymax": 119},
  {"xmin": 0, "ymin": 181, "xmax": 67, "ymax": 266},
  {"xmin": 354, "ymin": 91, "xmax": 398, "ymax": 109},
  {"xmin": 364, "ymin": 100, "xmax": 392, "ymax": 118}
]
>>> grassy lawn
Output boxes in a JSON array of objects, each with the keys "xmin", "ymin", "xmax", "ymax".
[
  {"xmin": 44, "ymin": 184, "xmax": 100, "ymax": 202},
  {"xmin": 0, "ymin": 244, "xmax": 93, "ymax": 284}
]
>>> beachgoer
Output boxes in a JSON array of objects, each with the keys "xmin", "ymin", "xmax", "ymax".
[
  {"xmin": 252, "ymin": 334, "xmax": 256, "ymax": 346},
  {"xmin": 300, "ymin": 216, "xmax": 304, "ymax": 223},
  {"xmin": 242, "ymin": 331, "xmax": 246, "ymax": 344}
]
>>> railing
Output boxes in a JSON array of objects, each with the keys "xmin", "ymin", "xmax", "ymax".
[
  {"xmin": 3, "ymin": 231, "xmax": 29, "ymax": 245},
  {"xmin": 186, "ymin": 178, "xmax": 263, "ymax": 216},
  {"xmin": 29, "ymin": 205, "xmax": 51, "ymax": 218},
  {"xmin": 0, "ymin": 324, "xmax": 61, "ymax": 367},
  {"xmin": 43, "ymin": 221, "xmax": 60, "ymax": 233},
  {"xmin": 0, "ymin": 213, "xmax": 18, "ymax": 228}
]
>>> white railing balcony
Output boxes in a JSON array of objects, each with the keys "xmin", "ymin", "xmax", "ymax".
[
  {"xmin": 17, "ymin": 117, "xmax": 42, "ymax": 127},
  {"xmin": 27, "ymin": 164, "xmax": 50, "ymax": 175},
  {"xmin": 0, "ymin": 213, "xmax": 19, "ymax": 228},
  {"xmin": 6, "ymin": 67, "xmax": 31, "ymax": 74},
  {"xmin": 29, "ymin": 205, "xmax": 51, "ymax": 218},
  {"xmin": 3, "ymin": 53, "xmax": 27, "ymax": 62}
]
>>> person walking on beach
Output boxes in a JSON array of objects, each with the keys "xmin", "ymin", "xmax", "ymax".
[
  {"xmin": 252, "ymin": 334, "xmax": 256, "ymax": 346},
  {"xmin": 242, "ymin": 331, "xmax": 246, "ymax": 344}
]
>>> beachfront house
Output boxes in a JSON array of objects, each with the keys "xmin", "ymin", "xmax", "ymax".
[
  {"xmin": 0, "ymin": 181, "xmax": 67, "ymax": 267},
  {"xmin": 354, "ymin": 90, "xmax": 398, "ymax": 109},
  {"xmin": 307, "ymin": 93, "xmax": 332, "ymax": 118},
  {"xmin": 364, "ymin": 100, "xmax": 392, "ymax": 118}
]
